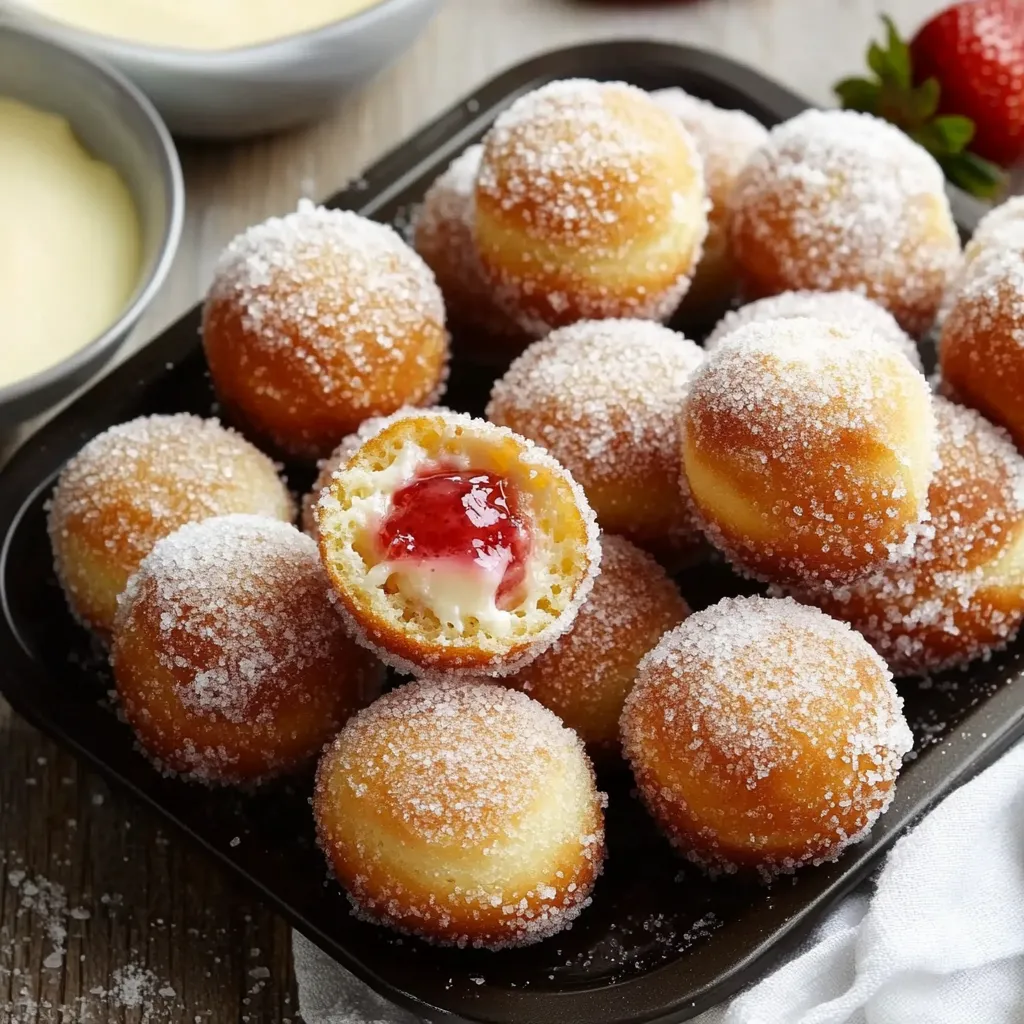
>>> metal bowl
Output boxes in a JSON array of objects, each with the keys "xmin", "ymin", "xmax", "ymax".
[
  {"xmin": 5, "ymin": 0, "xmax": 442, "ymax": 138},
  {"xmin": 0, "ymin": 26, "xmax": 184, "ymax": 428}
]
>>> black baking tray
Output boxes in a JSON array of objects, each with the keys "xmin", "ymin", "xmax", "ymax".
[{"xmin": 1, "ymin": 41, "xmax": 1020, "ymax": 1024}]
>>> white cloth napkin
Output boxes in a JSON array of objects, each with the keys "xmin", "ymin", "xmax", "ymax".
[{"xmin": 294, "ymin": 742, "xmax": 1024, "ymax": 1024}]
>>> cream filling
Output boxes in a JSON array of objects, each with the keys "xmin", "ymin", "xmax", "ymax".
[{"xmin": 343, "ymin": 444, "xmax": 547, "ymax": 638}]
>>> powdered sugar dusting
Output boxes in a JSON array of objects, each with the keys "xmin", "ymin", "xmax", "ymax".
[
  {"xmin": 47, "ymin": 413, "xmax": 293, "ymax": 631},
  {"xmin": 622, "ymin": 595, "xmax": 913, "ymax": 878},
  {"xmin": 790, "ymin": 398, "xmax": 1024, "ymax": 675},
  {"xmin": 499, "ymin": 534, "xmax": 689, "ymax": 750},
  {"xmin": 204, "ymin": 199, "xmax": 448, "ymax": 411},
  {"xmin": 316, "ymin": 679, "xmax": 604, "ymax": 949},
  {"xmin": 682, "ymin": 317, "xmax": 936, "ymax": 584},
  {"xmin": 112, "ymin": 514, "xmax": 375, "ymax": 782},
  {"xmin": 486, "ymin": 319, "xmax": 704, "ymax": 549},
  {"xmin": 412, "ymin": 146, "xmax": 521, "ymax": 338},
  {"xmin": 705, "ymin": 289, "xmax": 923, "ymax": 370},
  {"xmin": 731, "ymin": 108, "xmax": 960, "ymax": 334},
  {"xmin": 475, "ymin": 78, "xmax": 707, "ymax": 333}
]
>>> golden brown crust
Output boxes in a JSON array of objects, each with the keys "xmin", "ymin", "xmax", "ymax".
[
  {"xmin": 730, "ymin": 110, "xmax": 960, "ymax": 336},
  {"xmin": 620, "ymin": 596, "xmax": 913, "ymax": 878},
  {"xmin": 486, "ymin": 320, "xmax": 705, "ymax": 562},
  {"xmin": 499, "ymin": 535, "xmax": 689, "ymax": 754},
  {"xmin": 202, "ymin": 203, "xmax": 449, "ymax": 461},
  {"xmin": 794, "ymin": 398, "xmax": 1024, "ymax": 675},
  {"xmin": 680, "ymin": 318, "xmax": 936, "ymax": 587},
  {"xmin": 314, "ymin": 680, "xmax": 605, "ymax": 948},
  {"xmin": 940, "ymin": 250, "xmax": 1024, "ymax": 451},
  {"xmin": 111, "ymin": 516, "xmax": 381, "ymax": 784},
  {"xmin": 474, "ymin": 80, "xmax": 707, "ymax": 336},
  {"xmin": 47, "ymin": 413, "xmax": 294, "ymax": 639},
  {"xmin": 412, "ymin": 145, "xmax": 526, "ymax": 350}
]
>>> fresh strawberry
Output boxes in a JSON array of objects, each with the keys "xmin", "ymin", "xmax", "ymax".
[
  {"xmin": 834, "ymin": 13, "xmax": 1008, "ymax": 198},
  {"xmin": 910, "ymin": 0, "xmax": 1024, "ymax": 167}
]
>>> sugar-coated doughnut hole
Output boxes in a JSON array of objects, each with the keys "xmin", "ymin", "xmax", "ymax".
[
  {"xmin": 680, "ymin": 318, "xmax": 937, "ymax": 587},
  {"xmin": 963, "ymin": 196, "xmax": 1024, "ymax": 273},
  {"xmin": 314, "ymin": 679, "xmax": 606, "ymax": 949},
  {"xmin": 474, "ymin": 79, "xmax": 708, "ymax": 337},
  {"xmin": 111, "ymin": 515, "xmax": 382, "ymax": 785},
  {"xmin": 315, "ymin": 411, "xmax": 601, "ymax": 678},
  {"xmin": 791, "ymin": 398, "xmax": 1024, "ymax": 676},
  {"xmin": 704, "ymin": 289, "xmax": 923, "ymax": 372},
  {"xmin": 499, "ymin": 535, "xmax": 689, "ymax": 755},
  {"xmin": 620, "ymin": 595, "xmax": 913, "ymax": 879},
  {"xmin": 202, "ymin": 201, "xmax": 450, "ymax": 460},
  {"xmin": 412, "ymin": 146, "xmax": 524, "ymax": 348},
  {"xmin": 48, "ymin": 413, "xmax": 294, "ymax": 639},
  {"xmin": 300, "ymin": 405, "xmax": 450, "ymax": 539},
  {"xmin": 487, "ymin": 320, "xmax": 706, "ymax": 565},
  {"xmin": 730, "ymin": 109, "xmax": 960, "ymax": 335},
  {"xmin": 940, "ymin": 250, "xmax": 1024, "ymax": 451},
  {"xmin": 650, "ymin": 88, "xmax": 767, "ymax": 314}
]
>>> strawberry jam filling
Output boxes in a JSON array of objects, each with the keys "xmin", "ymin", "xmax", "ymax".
[{"xmin": 378, "ymin": 468, "xmax": 531, "ymax": 608}]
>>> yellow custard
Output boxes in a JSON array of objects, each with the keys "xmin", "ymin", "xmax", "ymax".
[
  {"xmin": 21, "ymin": 0, "xmax": 385, "ymax": 50},
  {"xmin": 0, "ymin": 97, "xmax": 140, "ymax": 389}
]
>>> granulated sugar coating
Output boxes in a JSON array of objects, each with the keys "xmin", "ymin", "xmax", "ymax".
[
  {"xmin": 111, "ymin": 514, "xmax": 381, "ymax": 784},
  {"xmin": 795, "ymin": 397, "xmax": 1024, "ymax": 675},
  {"xmin": 487, "ymin": 319, "xmax": 705, "ymax": 562},
  {"xmin": 940, "ymin": 248, "xmax": 1024, "ymax": 450},
  {"xmin": 964, "ymin": 195, "xmax": 1024, "ymax": 269},
  {"xmin": 704, "ymin": 289, "xmax": 923, "ymax": 371},
  {"xmin": 300, "ymin": 405, "xmax": 449, "ymax": 538},
  {"xmin": 730, "ymin": 108, "xmax": 960, "ymax": 335},
  {"xmin": 620, "ymin": 595, "xmax": 914, "ymax": 879},
  {"xmin": 681, "ymin": 317, "xmax": 937, "ymax": 587},
  {"xmin": 650, "ymin": 88, "xmax": 767, "ymax": 310},
  {"xmin": 498, "ymin": 534, "xmax": 690, "ymax": 754},
  {"xmin": 202, "ymin": 200, "xmax": 450, "ymax": 460},
  {"xmin": 474, "ymin": 79, "xmax": 708, "ymax": 336},
  {"xmin": 47, "ymin": 412, "xmax": 294, "ymax": 639},
  {"xmin": 314, "ymin": 679, "xmax": 605, "ymax": 949},
  {"xmin": 315, "ymin": 410, "xmax": 601, "ymax": 679},
  {"xmin": 412, "ymin": 145, "xmax": 523, "ymax": 342}
]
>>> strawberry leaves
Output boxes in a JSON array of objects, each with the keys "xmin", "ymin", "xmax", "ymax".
[{"xmin": 834, "ymin": 15, "xmax": 1005, "ymax": 200}]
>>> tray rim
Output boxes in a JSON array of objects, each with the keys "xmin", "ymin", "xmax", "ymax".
[{"xmin": 0, "ymin": 37, "xmax": 1019, "ymax": 1024}]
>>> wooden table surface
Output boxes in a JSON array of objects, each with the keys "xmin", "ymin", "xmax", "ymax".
[{"xmin": 0, "ymin": 1, "xmax": 948, "ymax": 1020}]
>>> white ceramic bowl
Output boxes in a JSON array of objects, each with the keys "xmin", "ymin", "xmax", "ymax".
[
  {"xmin": 4, "ymin": 0, "xmax": 442, "ymax": 138},
  {"xmin": 0, "ymin": 26, "xmax": 183, "ymax": 427}
]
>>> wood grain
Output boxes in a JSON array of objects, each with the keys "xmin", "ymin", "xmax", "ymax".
[{"xmin": 0, "ymin": 1, "xmax": 949, "ymax": 1020}]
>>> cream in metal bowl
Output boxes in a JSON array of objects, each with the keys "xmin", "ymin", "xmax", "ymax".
[
  {"xmin": 0, "ymin": 26, "xmax": 183, "ymax": 427},
  {"xmin": 5, "ymin": 0, "xmax": 443, "ymax": 137}
]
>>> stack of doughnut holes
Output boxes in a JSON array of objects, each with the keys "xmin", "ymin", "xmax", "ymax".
[{"xmin": 45, "ymin": 73, "xmax": 1024, "ymax": 951}]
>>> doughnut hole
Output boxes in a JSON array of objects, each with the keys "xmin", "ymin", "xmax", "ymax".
[
  {"xmin": 620, "ymin": 595, "xmax": 913, "ymax": 879},
  {"xmin": 315, "ymin": 411, "xmax": 601, "ymax": 678},
  {"xmin": 111, "ymin": 515, "xmax": 381, "ymax": 784},
  {"xmin": 651, "ymin": 88, "xmax": 768, "ymax": 315},
  {"xmin": 314, "ymin": 679, "xmax": 605, "ymax": 949},
  {"xmin": 680, "ymin": 318, "xmax": 936, "ymax": 587},
  {"xmin": 474, "ymin": 79, "xmax": 708, "ymax": 337},
  {"xmin": 47, "ymin": 413, "xmax": 294, "ymax": 639},
  {"xmin": 499, "ymin": 535, "xmax": 689, "ymax": 755},
  {"xmin": 412, "ymin": 145, "xmax": 524, "ymax": 348},
  {"xmin": 730, "ymin": 109, "xmax": 960, "ymax": 336},
  {"xmin": 487, "ymin": 320, "xmax": 706, "ymax": 565},
  {"xmin": 940, "ymin": 250, "xmax": 1024, "ymax": 451},
  {"xmin": 202, "ymin": 201, "xmax": 449, "ymax": 461}
]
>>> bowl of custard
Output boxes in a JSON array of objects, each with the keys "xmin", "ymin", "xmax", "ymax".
[
  {"xmin": 4, "ymin": 0, "xmax": 442, "ymax": 138},
  {"xmin": 0, "ymin": 26, "xmax": 183, "ymax": 428}
]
